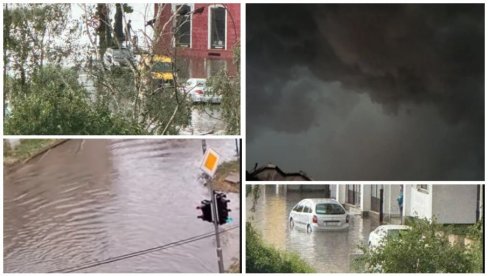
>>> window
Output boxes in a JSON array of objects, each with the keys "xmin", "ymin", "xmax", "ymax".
[
  {"xmin": 293, "ymin": 204, "xmax": 303, "ymax": 212},
  {"xmin": 303, "ymin": 205, "xmax": 311, "ymax": 213},
  {"xmin": 417, "ymin": 184, "xmax": 429, "ymax": 193},
  {"xmin": 174, "ymin": 4, "xmax": 191, "ymax": 47},
  {"xmin": 206, "ymin": 59, "xmax": 227, "ymax": 78},
  {"xmin": 315, "ymin": 203, "xmax": 345, "ymax": 215},
  {"xmin": 209, "ymin": 6, "xmax": 226, "ymax": 49}
]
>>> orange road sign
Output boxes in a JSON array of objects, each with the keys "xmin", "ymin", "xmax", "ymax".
[{"xmin": 201, "ymin": 148, "xmax": 220, "ymax": 177}]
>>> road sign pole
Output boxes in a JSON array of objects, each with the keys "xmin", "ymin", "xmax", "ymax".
[
  {"xmin": 210, "ymin": 186, "xmax": 225, "ymax": 273},
  {"xmin": 202, "ymin": 140, "xmax": 225, "ymax": 273}
]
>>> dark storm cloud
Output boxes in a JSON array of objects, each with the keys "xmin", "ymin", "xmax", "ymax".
[
  {"xmin": 246, "ymin": 4, "xmax": 484, "ymax": 180},
  {"xmin": 248, "ymin": 4, "xmax": 484, "ymax": 131}
]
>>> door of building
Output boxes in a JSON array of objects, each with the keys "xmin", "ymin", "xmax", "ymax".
[
  {"xmin": 347, "ymin": 184, "xmax": 360, "ymax": 206},
  {"xmin": 371, "ymin": 185, "xmax": 383, "ymax": 212}
]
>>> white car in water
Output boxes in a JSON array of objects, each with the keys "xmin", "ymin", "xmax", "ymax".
[
  {"xmin": 368, "ymin": 224, "xmax": 411, "ymax": 249},
  {"xmin": 289, "ymin": 198, "xmax": 350, "ymax": 233},
  {"xmin": 183, "ymin": 78, "xmax": 222, "ymax": 104}
]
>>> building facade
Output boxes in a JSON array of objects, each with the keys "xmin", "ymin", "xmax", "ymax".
[
  {"xmin": 153, "ymin": 3, "xmax": 240, "ymax": 79},
  {"xmin": 404, "ymin": 184, "xmax": 482, "ymax": 224},
  {"xmin": 335, "ymin": 185, "xmax": 402, "ymax": 220},
  {"xmin": 334, "ymin": 184, "xmax": 483, "ymax": 224}
]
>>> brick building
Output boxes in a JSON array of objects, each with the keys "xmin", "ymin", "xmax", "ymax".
[{"xmin": 153, "ymin": 3, "xmax": 240, "ymax": 79}]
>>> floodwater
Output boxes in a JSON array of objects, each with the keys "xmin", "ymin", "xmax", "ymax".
[
  {"xmin": 181, "ymin": 108, "xmax": 226, "ymax": 135},
  {"xmin": 4, "ymin": 139, "xmax": 240, "ymax": 273},
  {"xmin": 247, "ymin": 185, "xmax": 379, "ymax": 273}
]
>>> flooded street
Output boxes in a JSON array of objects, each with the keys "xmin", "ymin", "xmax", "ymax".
[
  {"xmin": 4, "ymin": 139, "xmax": 240, "ymax": 273},
  {"xmin": 247, "ymin": 185, "xmax": 379, "ymax": 273},
  {"xmin": 181, "ymin": 107, "xmax": 226, "ymax": 135}
]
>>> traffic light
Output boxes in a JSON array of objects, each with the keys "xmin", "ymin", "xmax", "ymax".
[
  {"xmin": 197, "ymin": 200, "xmax": 212, "ymax": 222},
  {"xmin": 215, "ymin": 193, "xmax": 231, "ymax": 225}
]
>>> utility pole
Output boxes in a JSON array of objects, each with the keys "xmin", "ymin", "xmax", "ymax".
[
  {"xmin": 201, "ymin": 140, "xmax": 225, "ymax": 273},
  {"xmin": 235, "ymin": 139, "xmax": 239, "ymax": 156},
  {"xmin": 379, "ymin": 188, "xmax": 384, "ymax": 224}
]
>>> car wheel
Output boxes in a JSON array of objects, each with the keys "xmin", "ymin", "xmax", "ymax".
[
  {"xmin": 307, "ymin": 224, "xmax": 312, "ymax": 234},
  {"xmin": 289, "ymin": 218, "xmax": 294, "ymax": 229}
]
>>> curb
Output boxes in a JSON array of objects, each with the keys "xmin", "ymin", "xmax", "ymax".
[{"xmin": 5, "ymin": 139, "xmax": 70, "ymax": 172}]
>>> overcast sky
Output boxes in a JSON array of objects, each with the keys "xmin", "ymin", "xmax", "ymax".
[
  {"xmin": 246, "ymin": 4, "xmax": 484, "ymax": 181},
  {"xmin": 72, "ymin": 3, "xmax": 154, "ymax": 49}
]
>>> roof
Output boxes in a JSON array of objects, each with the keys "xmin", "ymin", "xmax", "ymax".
[
  {"xmin": 299, "ymin": 198, "xmax": 340, "ymax": 204},
  {"xmin": 246, "ymin": 163, "xmax": 313, "ymax": 181}
]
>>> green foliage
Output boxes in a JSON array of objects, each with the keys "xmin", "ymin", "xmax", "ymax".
[
  {"xmin": 465, "ymin": 218, "xmax": 483, "ymax": 272},
  {"xmin": 354, "ymin": 218, "xmax": 480, "ymax": 273},
  {"xmin": 207, "ymin": 42, "xmax": 240, "ymax": 134},
  {"xmin": 246, "ymin": 222, "xmax": 315, "ymax": 273},
  {"xmin": 140, "ymin": 85, "xmax": 191, "ymax": 135},
  {"xmin": 4, "ymin": 4, "xmax": 78, "ymax": 84},
  {"xmin": 4, "ymin": 66, "xmax": 146, "ymax": 135},
  {"xmin": 4, "ymin": 3, "xmax": 234, "ymax": 135},
  {"xmin": 4, "ymin": 139, "xmax": 55, "ymax": 164},
  {"xmin": 246, "ymin": 185, "xmax": 261, "ymax": 212}
]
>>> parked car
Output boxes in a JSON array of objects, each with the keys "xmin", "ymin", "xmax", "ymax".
[
  {"xmin": 183, "ymin": 78, "xmax": 222, "ymax": 104},
  {"xmin": 103, "ymin": 47, "xmax": 136, "ymax": 68},
  {"xmin": 289, "ymin": 198, "xmax": 350, "ymax": 233},
  {"xmin": 368, "ymin": 225, "xmax": 411, "ymax": 249}
]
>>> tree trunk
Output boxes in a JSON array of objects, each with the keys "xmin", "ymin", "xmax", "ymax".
[
  {"xmin": 96, "ymin": 4, "xmax": 108, "ymax": 58},
  {"xmin": 114, "ymin": 4, "xmax": 125, "ymax": 47}
]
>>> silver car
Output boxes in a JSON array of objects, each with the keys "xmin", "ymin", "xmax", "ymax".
[
  {"xmin": 289, "ymin": 198, "xmax": 349, "ymax": 233},
  {"xmin": 103, "ymin": 48, "xmax": 136, "ymax": 68}
]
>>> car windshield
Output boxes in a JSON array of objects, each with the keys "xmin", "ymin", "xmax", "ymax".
[
  {"xmin": 387, "ymin": 229, "xmax": 408, "ymax": 238},
  {"xmin": 151, "ymin": 62, "xmax": 172, "ymax": 72},
  {"xmin": 315, "ymin": 203, "xmax": 345, "ymax": 215}
]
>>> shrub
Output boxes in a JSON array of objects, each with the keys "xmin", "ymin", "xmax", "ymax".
[
  {"xmin": 246, "ymin": 222, "xmax": 315, "ymax": 273},
  {"xmin": 354, "ymin": 218, "xmax": 477, "ymax": 273}
]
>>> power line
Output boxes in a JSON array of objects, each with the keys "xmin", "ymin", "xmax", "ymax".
[{"xmin": 47, "ymin": 226, "xmax": 239, "ymax": 273}]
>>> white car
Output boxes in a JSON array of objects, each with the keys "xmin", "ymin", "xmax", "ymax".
[
  {"xmin": 183, "ymin": 78, "xmax": 222, "ymax": 104},
  {"xmin": 289, "ymin": 198, "xmax": 350, "ymax": 233},
  {"xmin": 368, "ymin": 225, "xmax": 411, "ymax": 248}
]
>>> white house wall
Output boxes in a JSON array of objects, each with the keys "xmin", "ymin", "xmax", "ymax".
[
  {"xmin": 385, "ymin": 185, "xmax": 402, "ymax": 218},
  {"xmin": 360, "ymin": 185, "xmax": 371, "ymax": 212},
  {"xmin": 432, "ymin": 185, "xmax": 477, "ymax": 224},
  {"xmin": 405, "ymin": 185, "xmax": 433, "ymax": 220},
  {"xmin": 335, "ymin": 185, "xmax": 347, "ymax": 204}
]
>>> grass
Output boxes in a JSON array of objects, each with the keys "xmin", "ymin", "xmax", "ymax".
[
  {"xmin": 246, "ymin": 222, "xmax": 315, "ymax": 273},
  {"xmin": 226, "ymin": 258, "xmax": 240, "ymax": 273},
  {"xmin": 405, "ymin": 216, "xmax": 476, "ymax": 236},
  {"xmin": 4, "ymin": 139, "xmax": 59, "ymax": 165},
  {"xmin": 210, "ymin": 159, "xmax": 240, "ymax": 193},
  {"xmin": 441, "ymin": 224, "xmax": 474, "ymax": 236}
]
